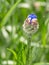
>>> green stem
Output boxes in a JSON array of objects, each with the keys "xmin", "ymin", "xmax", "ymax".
[
  {"xmin": 0, "ymin": 48, "xmax": 2, "ymax": 65},
  {"xmin": 26, "ymin": 34, "xmax": 32, "ymax": 65}
]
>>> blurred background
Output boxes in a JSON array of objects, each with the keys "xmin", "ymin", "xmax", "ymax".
[{"xmin": 0, "ymin": 0, "xmax": 49, "ymax": 65}]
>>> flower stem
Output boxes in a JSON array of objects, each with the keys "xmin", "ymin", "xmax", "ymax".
[{"xmin": 26, "ymin": 34, "xmax": 32, "ymax": 65}]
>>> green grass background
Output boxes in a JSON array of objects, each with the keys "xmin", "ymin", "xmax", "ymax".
[{"xmin": 0, "ymin": 0, "xmax": 49, "ymax": 65}]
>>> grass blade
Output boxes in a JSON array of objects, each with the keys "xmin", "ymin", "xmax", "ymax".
[{"xmin": 0, "ymin": 0, "xmax": 21, "ymax": 28}]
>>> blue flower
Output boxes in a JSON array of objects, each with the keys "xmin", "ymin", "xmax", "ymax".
[
  {"xmin": 28, "ymin": 14, "xmax": 37, "ymax": 24},
  {"xmin": 23, "ymin": 14, "xmax": 39, "ymax": 34}
]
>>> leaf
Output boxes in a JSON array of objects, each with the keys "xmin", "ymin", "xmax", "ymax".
[
  {"xmin": 22, "ymin": 50, "xmax": 26, "ymax": 64},
  {"xmin": 34, "ymin": 63, "xmax": 49, "ymax": 65},
  {"xmin": 7, "ymin": 48, "xmax": 17, "ymax": 60},
  {"xmin": 0, "ymin": 0, "xmax": 21, "ymax": 28}
]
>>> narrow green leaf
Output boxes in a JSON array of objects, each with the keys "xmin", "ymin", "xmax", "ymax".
[
  {"xmin": 22, "ymin": 50, "xmax": 26, "ymax": 64},
  {"xmin": 34, "ymin": 63, "xmax": 49, "ymax": 65},
  {"xmin": 1, "ymin": 0, "xmax": 21, "ymax": 28},
  {"xmin": 7, "ymin": 48, "xmax": 17, "ymax": 60}
]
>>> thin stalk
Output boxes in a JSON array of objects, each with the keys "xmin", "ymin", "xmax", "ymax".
[
  {"xmin": 0, "ymin": 31, "xmax": 3, "ymax": 65},
  {"xmin": 26, "ymin": 34, "xmax": 32, "ymax": 65},
  {"xmin": 0, "ymin": 48, "xmax": 2, "ymax": 65}
]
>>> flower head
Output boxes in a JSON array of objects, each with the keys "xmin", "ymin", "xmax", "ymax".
[{"xmin": 23, "ymin": 14, "xmax": 39, "ymax": 34}]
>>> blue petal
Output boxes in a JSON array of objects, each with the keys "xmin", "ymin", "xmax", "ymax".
[
  {"xmin": 27, "ymin": 14, "xmax": 37, "ymax": 24},
  {"xmin": 28, "ymin": 14, "xmax": 37, "ymax": 20}
]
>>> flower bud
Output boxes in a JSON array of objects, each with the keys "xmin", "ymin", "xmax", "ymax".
[{"xmin": 23, "ymin": 14, "xmax": 39, "ymax": 34}]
